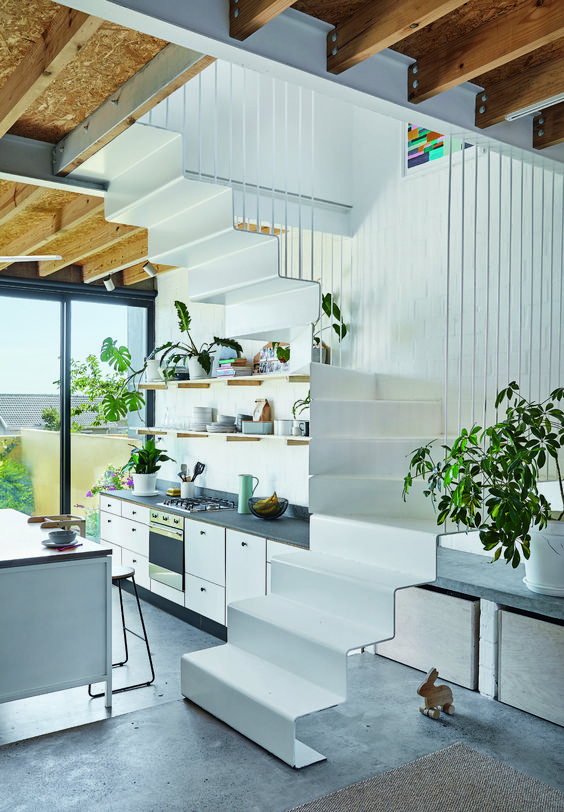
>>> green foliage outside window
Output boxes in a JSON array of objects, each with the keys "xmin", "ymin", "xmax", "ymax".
[{"xmin": 0, "ymin": 440, "xmax": 34, "ymax": 513}]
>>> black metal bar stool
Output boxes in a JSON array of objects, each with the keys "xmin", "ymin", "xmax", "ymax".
[{"xmin": 89, "ymin": 565, "xmax": 155, "ymax": 697}]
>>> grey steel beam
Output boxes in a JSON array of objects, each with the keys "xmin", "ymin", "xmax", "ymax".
[
  {"xmin": 53, "ymin": 44, "xmax": 210, "ymax": 175},
  {"xmin": 0, "ymin": 135, "xmax": 106, "ymax": 195}
]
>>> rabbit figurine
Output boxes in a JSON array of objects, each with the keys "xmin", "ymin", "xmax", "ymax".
[{"xmin": 417, "ymin": 667, "xmax": 455, "ymax": 719}]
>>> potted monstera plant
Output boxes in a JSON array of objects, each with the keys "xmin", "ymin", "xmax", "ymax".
[
  {"xmin": 403, "ymin": 381, "xmax": 564, "ymax": 596},
  {"xmin": 157, "ymin": 300, "xmax": 243, "ymax": 380}
]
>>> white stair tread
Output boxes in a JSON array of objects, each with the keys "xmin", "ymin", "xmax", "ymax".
[
  {"xmin": 182, "ymin": 643, "xmax": 343, "ymax": 719},
  {"xmin": 229, "ymin": 593, "xmax": 391, "ymax": 652},
  {"xmin": 273, "ymin": 550, "xmax": 431, "ymax": 590}
]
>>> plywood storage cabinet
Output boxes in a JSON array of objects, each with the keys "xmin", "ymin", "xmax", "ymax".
[
  {"xmin": 376, "ymin": 586, "xmax": 480, "ymax": 689},
  {"xmin": 498, "ymin": 610, "xmax": 564, "ymax": 727}
]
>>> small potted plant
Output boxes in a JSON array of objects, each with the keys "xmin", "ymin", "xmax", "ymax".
[
  {"xmin": 403, "ymin": 381, "xmax": 564, "ymax": 595},
  {"xmin": 157, "ymin": 300, "xmax": 243, "ymax": 380},
  {"xmin": 274, "ymin": 291, "xmax": 348, "ymax": 367},
  {"xmin": 123, "ymin": 437, "xmax": 174, "ymax": 495},
  {"xmin": 291, "ymin": 391, "xmax": 311, "ymax": 436}
]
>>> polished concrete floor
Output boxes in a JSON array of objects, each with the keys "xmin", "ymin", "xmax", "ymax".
[{"xmin": 1, "ymin": 590, "xmax": 563, "ymax": 812}]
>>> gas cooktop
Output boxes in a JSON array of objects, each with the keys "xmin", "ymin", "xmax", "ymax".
[{"xmin": 158, "ymin": 496, "xmax": 236, "ymax": 513}]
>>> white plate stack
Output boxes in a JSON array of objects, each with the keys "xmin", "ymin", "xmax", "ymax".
[
  {"xmin": 207, "ymin": 414, "xmax": 236, "ymax": 433},
  {"xmin": 191, "ymin": 406, "xmax": 213, "ymax": 432}
]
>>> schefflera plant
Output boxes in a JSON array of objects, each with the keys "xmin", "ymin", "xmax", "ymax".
[{"xmin": 402, "ymin": 381, "xmax": 564, "ymax": 567}]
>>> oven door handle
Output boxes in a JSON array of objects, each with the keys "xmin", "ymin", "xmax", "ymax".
[{"xmin": 149, "ymin": 525, "xmax": 183, "ymax": 541}]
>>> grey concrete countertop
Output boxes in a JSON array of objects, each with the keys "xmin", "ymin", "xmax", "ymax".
[
  {"xmin": 435, "ymin": 547, "xmax": 564, "ymax": 622},
  {"xmin": 103, "ymin": 489, "xmax": 310, "ymax": 548},
  {"xmin": 101, "ymin": 492, "xmax": 563, "ymax": 619}
]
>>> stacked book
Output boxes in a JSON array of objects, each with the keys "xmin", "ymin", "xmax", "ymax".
[{"xmin": 215, "ymin": 358, "xmax": 253, "ymax": 378}]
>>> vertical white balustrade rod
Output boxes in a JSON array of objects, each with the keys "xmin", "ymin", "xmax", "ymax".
[
  {"xmin": 256, "ymin": 73, "xmax": 261, "ymax": 231},
  {"xmin": 444, "ymin": 136, "xmax": 453, "ymax": 443},
  {"xmin": 242, "ymin": 67, "xmax": 247, "ymax": 229},
  {"xmin": 507, "ymin": 151, "xmax": 513, "ymax": 388}
]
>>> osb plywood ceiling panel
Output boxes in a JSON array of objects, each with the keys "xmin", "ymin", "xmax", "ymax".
[
  {"xmin": 0, "ymin": 0, "xmax": 59, "ymax": 86},
  {"xmin": 10, "ymin": 20, "xmax": 168, "ymax": 143}
]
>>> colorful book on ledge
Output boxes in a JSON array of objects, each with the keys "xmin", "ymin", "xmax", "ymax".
[{"xmin": 215, "ymin": 358, "xmax": 252, "ymax": 377}]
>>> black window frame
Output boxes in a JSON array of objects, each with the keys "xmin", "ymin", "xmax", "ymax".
[{"xmin": 0, "ymin": 276, "xmax": 156, "ymax": 514}]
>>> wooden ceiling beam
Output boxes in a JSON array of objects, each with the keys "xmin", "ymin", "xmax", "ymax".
[
  {"xmin": 475, "ymin": 55, "xmax": 564, "ymax": 129},
  {"xmin": 533, "ymin": 105, "xmax": 564, "ymax": 149},
  {"xmin": 229, "ymin": 0, "xmax": 295, "ymax": 41},
  {"xmin": 408, "ymin": 1, "xmax": 564, "ymax": 104},
  {"xmin": 0, "ymin": 195, "xmax": 103, "ymax": 272},
  {"xmin": 0, "ymin": 185, "xmax": 46, "ymax": 228},
  {"xmin": 37, "ymin": 222, "xmax": 144, "ymax": 277},
  {"xmin": 0, "ymin": 9, "xmax": 103, "ymax": 140},
  {"xmin": 80, "ymin": 233, "xmax": 150, "ymax": 282},
  {"xmin": 327, "ymin": 0, "xmax": 466, "ymax": 76}
]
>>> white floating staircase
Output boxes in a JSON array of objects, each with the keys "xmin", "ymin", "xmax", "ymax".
[
  {"xmin": 70, "ymin": 122, "xmax": 319, "ymax": 349},
  {"xmin": 181, "ymin": 364, "xmax": 440, "ymax": 767}
]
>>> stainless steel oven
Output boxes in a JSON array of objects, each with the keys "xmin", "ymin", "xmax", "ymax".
[{"xmin": 149, "ymin": 509, "xmax": 184, "ymax": 592}]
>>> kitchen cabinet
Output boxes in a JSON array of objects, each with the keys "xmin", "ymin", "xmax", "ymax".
[
  {"xmin": 185, "ymin": 521, "xmax": 226, "ymax": 625},
  {"xmin": 99, "ymin": 497, "xmax": 150, "ymax": 589},
  {"xmin": 226, "ymin": 529, "xmax": 266, "ymax": 606}
]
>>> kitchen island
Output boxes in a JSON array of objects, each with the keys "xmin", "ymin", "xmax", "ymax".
[{"xmin": 0, "ymin": 509, "xmax": 113, "ymax": 707}]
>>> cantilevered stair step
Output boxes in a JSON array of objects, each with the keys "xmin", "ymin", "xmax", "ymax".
[
  {"xmin": 310, "ymin": 399, "xmax": 442, "ymax": 438},
  {"xmin": 180, "ymin": 643, "xmax": 342, "ymax": 767},
  {"xmin": 308, "ymin": 514, "xmax": 438, "ymax": 578},
  {"xmin": 309, "ymin": 475, "xmax": 431, "ymax": 519},
  {"xmin": 269, "ymin": 551, "xmax": 411, "ymax": 625},
  {"xmin": 227, "ymin": 593, "xmax": 389, "ymax": 696},
  {"xmin": 309, "ymin": 436, "xmax": 439, "ymax": 477}
]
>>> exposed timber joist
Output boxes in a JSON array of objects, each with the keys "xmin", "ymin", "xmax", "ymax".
[
  {"xmin": 0, "ymin": 184, "xmax": 46, "ymax": 229},
  {"xmin": 327, "ymin": 0, "xmax": 466, "ymax": 76},
  {"xmin": 38, "ymin": 222, "xmax": 144, "ymax": 277},
  {"xmin": 229, "ymin": 0, "xmax": 295, "ymax": 41},
  {"xmin": 80, "ymin": 232, "xmax": 150, "ymax": 281},
  {"xmin": 54, "ymin": 45, "xmax": 215, "ymax": 175},
  {"xmin": 408, "ymin": 0, "xmax": 564, "ymax": 104},
  {"xmin": 0, "ymin": 196, "xmax": 104, "ymax": 272},
  {"xmin": 475, "ymin": 55, "xmax": 564, "ymax": 129},
  {"xmin": 0, "ymin": 8, "xmax": 103, "ymax": 140},
  {"xmin": 121, "ymin": 261, "xmax": 173, "ymax": 285},
  {"xmin": 534, "ymin": 105, "xmax": 564, "ymax": 150}
]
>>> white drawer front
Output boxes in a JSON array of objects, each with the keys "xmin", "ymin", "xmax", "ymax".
[
  {"xmin": 120, "ymin": 518, "xmax": 149, "ymax": 557},
  {"xmin": 99, "ymin": 495, "xmax": 122, "ymax": 516},
  {"xmin": 121, "ymin": 502, "xmax": 150, "ymax": 524},
  {"xmin": 121, "ymin": 549, "xmax": 150, "ymax": 590},
  {"xmin": 100, "ymin": 512, "xmax": 121, "ymax": 545},
  {"xmin": 103, "ymin": 542, "xmax": 121, "ymax": 566},
  {"xmin": 186, "ymin": 521, "xmax": 225, "ymax": 586},
  {"xmin": 185, "ymin": 574, "xmax": 225, "ymax": 626}
]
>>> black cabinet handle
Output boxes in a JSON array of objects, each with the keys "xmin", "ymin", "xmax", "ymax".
[
  {"xmin": 200, "ymin": 586, "xmax": 206, "ymax": 592},
  {"xmin": 200, "ymin": 530, "xmax": 206, "ymax": 535},
  {"xmin": 241, "ymin": 541, "xmax": 248, "ymax": 547}
]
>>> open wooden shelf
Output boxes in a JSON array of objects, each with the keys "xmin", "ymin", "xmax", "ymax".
[
  {"xmin": 139, "ymin": 373, "xmax": 309, "ymax": 391},
  {"xmin": 136, "ymin": 427, "xmax": 309, "ymax": 445}
]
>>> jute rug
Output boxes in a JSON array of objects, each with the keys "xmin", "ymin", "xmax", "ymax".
[{"xmin": 287, "ymin": 742, "xmax": 564, "ymax": 812}]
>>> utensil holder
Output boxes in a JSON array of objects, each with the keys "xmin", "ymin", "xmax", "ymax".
[{"xmin": 181, "ymin": 481, "xmax": 194, "ymax": 499}]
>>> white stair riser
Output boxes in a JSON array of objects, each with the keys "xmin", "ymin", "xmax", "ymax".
[
  {"xmin": 187, "ymin": 239, "xmax": 279, "ymax": 298},
  {"xmin": 224, "ymin": 281, "xmax": 320, "ymax": 338},
  {"xmin": 310, "ymin": 363, "xmax": 379, "ymax": 401},
  {"xmin": 309, "ymin": 514, "xmax": 437, "ymax": 581},
  {"xmin": 311, "ymin": 400, "xmax": 442, "ymax": 438},
  {"xmin": 309, "ymin": 437, "xmax": 435, "ymax": 477},
  {"xmin": 228, "ymin": 606, "xmax": 347, "ymax": 696},
  {"xmin": 309, "ymin": 475, "xmax": 431, "ymax": 519},
  {"xmin": 270, "ymin": 559, "xmax": 396, "ymax": 633}
]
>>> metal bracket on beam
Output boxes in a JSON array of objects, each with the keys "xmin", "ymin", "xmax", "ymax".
[{"xmin": 53, "ymin": 44, "xmax": 210, "ymax": 176}]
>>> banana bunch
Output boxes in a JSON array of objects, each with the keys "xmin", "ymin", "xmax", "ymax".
[{"xmin": 252, "ymin": 491, "xmax": 280, "ymax": 516}]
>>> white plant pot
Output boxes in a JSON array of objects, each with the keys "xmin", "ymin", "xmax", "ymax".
[
  {"xmin": 524, "ymin": 521, "xmax": 564, "ymax": 596},
  {"xmin": 131, "ymin": 472, "xmax": 158, "ymax": 495},
  {"xmin": 145, "ymin": 359, "xmax": 163, "ymax": 381},
  {"xmin": 188, "ymin": 357, "xmax": 208, "ymax": 380}
]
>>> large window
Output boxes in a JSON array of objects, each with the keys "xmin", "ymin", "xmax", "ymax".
[{"xmin": 0, "ymin": 280, "xmax": 155, "ymax": 528}]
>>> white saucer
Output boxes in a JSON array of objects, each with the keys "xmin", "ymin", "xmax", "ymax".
[
  {"xmin": 522, "ymin": 577, "xmax": 564, "ymax": 596},
  {"xmin": 42, "ymin": 539, "xmax": 81, "ymax": 549},
  {"xmin": 132, "ymin": 491, "xmax": 159, "ymax": 497}
]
